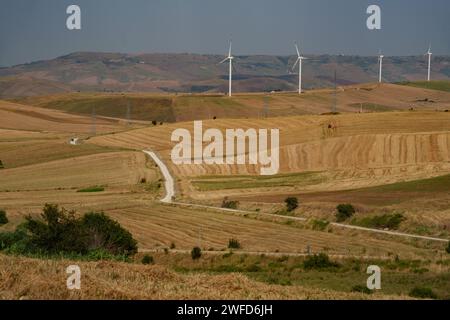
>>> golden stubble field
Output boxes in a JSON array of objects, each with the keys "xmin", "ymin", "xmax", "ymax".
[{"xmin": 1, "ymin": 86, "xmax": 450, "ymax": 299}]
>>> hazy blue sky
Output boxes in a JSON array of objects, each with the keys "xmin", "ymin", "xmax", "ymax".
[{"xmin": 0, "ymin": 0, "xmax": 449, "ymax": 66}]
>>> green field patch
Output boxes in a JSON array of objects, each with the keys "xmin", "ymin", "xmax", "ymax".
[
  {"xmin": 399, "ymin": 80, "xmax": 450, "ymax": 92},
  {"xmin": 77, "ymin": 186, "xmax": 105, "ymax": 193},
  {"xmin": 363, "ymin": 174, "xmax": 450, "ymax": 194},
  {"xmin": 191, "ymin": 172, "xmax": 325, "ymax": 191}
]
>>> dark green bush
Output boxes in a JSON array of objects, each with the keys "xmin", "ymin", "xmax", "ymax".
[
  {"xmin": 285, "ymin": 197, "xmax": 299, "ymax": 212},
  {"xmin": 170, "ymin": 242, "xmax": 176, "ymax": 249},
  {"xmin": 191, "ymin": 246, "xmax": 202, "ymax": 260},
  {"xmin": 0, "ymin": 204, "xmax": 137, "ymax": 257},
  {"xmin": 336, "ymin": 204, "xmax": 356, "ymax": 222},
  {"xmin": 25, "ymin": 204, "xmax": 87, "ymax": 254},
  {"xmin": 409, "ymin": 287, "xmax": 438, "ymax": 299},
  {"xmin": 221, "ymin": 197, "xmax": 239, "ymax": 210},
  {"xmin": 303, "ymin": 253, "xmax": 340, "ymax": 270},
  {"xmin": 0, "ymin": 160, "xmax": 4, "ymax": 169},
  {"xmin": 0, "ymin": 210, "xmax": 8, "ymax": 225},
  {"xmin": 81, "ymin": 212, "xmax": 137, "ymax": 255},
  {"xmin": 446, "ymin": 242, "xmax": 450, "ymax": 254},
  {"xmin": 228, "ymin": 238, "xmax": 241, "ymax": 249},
  {"xmin": 141, "ymin": 254, "xmax": 154, "ymax": 265}
]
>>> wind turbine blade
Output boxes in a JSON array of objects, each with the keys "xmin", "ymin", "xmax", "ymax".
[
  {"xmin": 228, "ymin": 40, "xmax": 232, "ymax": 57},
  {"xmin": 294, "ymin": 42, "xmax": 300, "ymax": 57},
  {"xmin": 292, "ymin": 58, "xmax": 300, "ymax": 71},
  {"xmin": 219, "ymin": 57, "xmax": 228, "ymax": 64}
]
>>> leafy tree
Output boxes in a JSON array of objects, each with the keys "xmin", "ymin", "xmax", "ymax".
[
  {"xmin": 25, "ymin": 204, "xmax": 87, "ymax": 254},
  {"xmin": 1, "ymin": 204, "xmax": 138, "ymax": 257},
  {"xmin": 141, "ymin": 255, "xmax": 154, "ymax": 265},
  {"xmin": 228, "ymin": 238, "xmax": 241, "ymax": 249},
  {"xmin": 335, "ymin": 204, "xmax": 355, "ymax": 222},
  {"xmin": 191, "ymin": 246, "xmax": 202, "ymax": 260},
  {"xmin": 0, "ymin": 210, "xmax": 8, "ymax": 225},
  {"xmin": 81, "ymin": 212, "xmax": 137, "ymax": 255},
  {"xmin": 284, "ymin": 197, "xmax": 299, "ymax": 212}
]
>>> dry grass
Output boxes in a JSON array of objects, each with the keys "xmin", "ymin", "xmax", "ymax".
[{"xmin": 0, "ymin": 254, "xmax": 405, "ymax": 300}]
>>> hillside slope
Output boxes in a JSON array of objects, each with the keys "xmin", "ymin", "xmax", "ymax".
[
  {"xmin": 9, "ymin": 83, "xmax": 450, "ymax": 122},
  {"xmin": 1, "ymin": 52, "xmax": 449, "ymax": 97}
]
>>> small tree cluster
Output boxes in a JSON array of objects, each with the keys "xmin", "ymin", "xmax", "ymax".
[{"xmin": 0, "ymin": 160, "xmax": 4, "ymax": 169}]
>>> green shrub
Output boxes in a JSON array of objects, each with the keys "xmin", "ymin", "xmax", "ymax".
[
  {"xmin": 77, "ymin": 186, "xmax": 105, "ymax": 193},
  {"xmin": 446, "ymin": 242, "xmax": 450, "ymax": 254},
  {"xmin": 221, "ymin": 197, "xmax": 239, "ymax": 210},
  {"xmin": 409, "ymin": 287, "xmax": 438, "ymax": 299},
  {"xmin": 284, "ymin": 197, "xmax": 299, "ymax": 212},
  {"xmin": 0, "ymin": 210, "xmax": 8, "ymax": 225},
  {"xmin": 141, "ymin": 254, "xmax": 154, "ymax": 265},
  {"xmin": 0, "ymin": 160, "xmax": 4, "ymax": 169},
  {"xmin": 0, "ymin": 204, "xmax": 137, "ymax": 257},
  {"xmin": 353, "ymin": 213, "xmax": 405, "ymax": 230},
  {"xmin": 311, "ymin": 219, "xmax": 329, "ymax": 231},
  {"xmin": 81, "ymin": 212, "xmax": 138, "ymax": 255},
  {"xmin": 303, "ymin": 253, "xmax": 340, "ymax": 270},
  {"xmin": 191, "ymin": 246, "xmax": 202, "ymax": 260},
  {"xmin": 25, "ymin": 204, "xmax": 87, "ymax": 254},
  {"xmin": 336, "ymin": 204, "xmax": 355, "ymax": 222},
  {"xmin": 170, "ymin": 242, "xmax": 176, "ymax": 249},
  {"xmin": 351, "ymin": 285, "xmax": 373, "ymax": 294},
  {"xmin": 228, "ymin": 238, "xmax": 241, "ymax": 249}
]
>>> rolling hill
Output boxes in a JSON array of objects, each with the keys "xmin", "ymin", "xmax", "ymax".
[
  {"xmin": 1, "ymin": 52, "xmax": 449, "ymax": 98},
  {"xmin": 7, "ymin": 83, "xmax": 450, "ymax": 123}
]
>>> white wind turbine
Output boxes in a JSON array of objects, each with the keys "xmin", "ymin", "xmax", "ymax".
[
  {"xmin": 220, "ymin": 40, "xmax": 234, "ymax": 97},
  {"xmin": 292, "ymin": 42, "xmax": 307, "ymax": 94},
  {"xmin": 378, "ymin": 50, "xmax": 384, "ymax": 83},
  {"xmin": 426, "ymin": 44, "xmax": 432, "ymax": 82}
]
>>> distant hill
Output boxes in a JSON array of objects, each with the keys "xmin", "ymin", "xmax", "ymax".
[{"xmin": 0, "ymin": 52, "xmax": 449, "ymax": 97}]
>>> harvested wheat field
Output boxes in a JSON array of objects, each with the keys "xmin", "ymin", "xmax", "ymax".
[
  {"xmin": 0, "ymin": 100, "xmax": 125, "ymax": 134},
  {"xmin": 90, "ymin": 111, "xmax": 450, "ymax": 199},
  {"xmin": 104, "ymin": 203, "xmax": 440, "ymax": 259},
  {"xmin": 0, "ymin": 254, "xmax": 401, "ymax": 300},
  {"xmin": 0, "ymin": 152, "xmax": 156, "ymax": 191}
]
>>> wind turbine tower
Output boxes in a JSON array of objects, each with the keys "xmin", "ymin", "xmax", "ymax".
[
  {"xmin": 220, "ymin": 40, "xmax": 234, "ymax": 97},
  {"xmin": 293, "ymin": 42, "xmax": 307, "ymax": 94},
  {"xmin": 378, "ymin": 51, "xmax": 384, "ymax": 83},
  {"xmin": 426, "ymin": 45, "xmax": 432, "ymax": 82}
]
